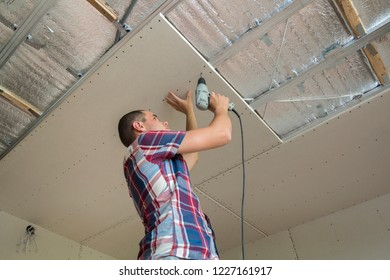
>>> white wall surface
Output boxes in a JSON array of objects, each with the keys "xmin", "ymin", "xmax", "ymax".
[
  {"xmin": 0, "ymin": 211, "xmax": 115, "ymax": 260},
  {"xmin": 221, "ymin": 193, "xmax": 390, "ymax": 260}
]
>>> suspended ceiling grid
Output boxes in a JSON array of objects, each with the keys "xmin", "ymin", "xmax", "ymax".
[
  {"xmin": 0, "ymin": 0, "xmax": 389, "ymax": 259},
  {"xmin": 1, "ymin": 0, "xmax": 389, "ymax": 158}
]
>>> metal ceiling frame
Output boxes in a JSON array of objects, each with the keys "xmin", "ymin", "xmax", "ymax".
[
  {"xmin": 249, "ymin": 20, "xmax": 390, "ymax": 110},
  {"xmin": 210, "ymin": 0, "xmax": 314, "ymax": 66},
  {"xmin": 114, "ymin": 0, "xmax": 139, "ymax": 43},
  {"xmin": 282, "ymin": 81, "xmax": 390, "ymax": 140},
  {"xmin": 0, "ymin": 0, "xmax": 56, "ymax": 68}
]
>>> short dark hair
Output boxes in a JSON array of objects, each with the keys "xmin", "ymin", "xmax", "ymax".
[{"xmin": 118, "ymin": 110, "xmax": 146, "ymax": 147}]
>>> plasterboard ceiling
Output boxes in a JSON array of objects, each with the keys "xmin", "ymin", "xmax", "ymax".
[
  {"xmin": 0, "ymin": 0, "xmax": 389, "ymax": 158},
  {"xmin": 0, "ymin": 1, "xmax": 390, "ymax": 260}
]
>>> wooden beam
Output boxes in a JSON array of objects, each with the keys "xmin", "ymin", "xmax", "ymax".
[
  {"xmin": 334, "ymin": 0, "xmax": 388, "ymax": 84},
  {"xmin": 0, "ymin": 86, "xmax": 42, "ymax": 117},
  {"xmin": 335, "ymin": 0, "xmax": 365, "ymax": 37},
  {"xmin": 86, "ymin": 0, "xmax": 118, "ymax": 22},
  {"xmin": 362, "ymin": 43, "xmax": 389, "ymax": 85}
]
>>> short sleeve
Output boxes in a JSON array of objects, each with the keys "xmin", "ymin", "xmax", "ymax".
[{"xmin": 137, "ymin": 131, "xmax": 185, "ymax": 164}]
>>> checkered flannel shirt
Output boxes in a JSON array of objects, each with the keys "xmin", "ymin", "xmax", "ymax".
[{"xmin": 123, "ymin": 130, "xmax": 219, "ymax": 260}]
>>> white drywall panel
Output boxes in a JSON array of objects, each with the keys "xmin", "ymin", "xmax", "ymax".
[
  {"xmin": 220, "ymin": 230, "xmax": 296, "ymax": 260},
  {"xmin": 0, "ymin": 211, "xmax": 114, "ymax": 260},
  {"xmin": 290, "ymin": 193, "xmax": 390, "ymax": 259},
  {"xmin": 82, "ymin": 215, "xmax": 144, "ymax": 260},
  {"xmin": 221, "ymin": 193, "xmax": 390, "ymax": 259},
  {"xmin": 194, "ymin": 190, "xmax": 266, "ymax": 252}
]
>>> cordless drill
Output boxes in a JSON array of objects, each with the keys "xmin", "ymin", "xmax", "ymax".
[{"xmin": 195, "ymin": 75, "xmax": 234, "ymax": 111}]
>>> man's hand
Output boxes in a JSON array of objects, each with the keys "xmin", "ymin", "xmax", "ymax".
[
  {"xmin": 208, "ymin": 92, "xmax": 230, "ymax": 114},
  {"xmin": 165, "ymin": 90, "xmax": 194, "ymax": 115}
]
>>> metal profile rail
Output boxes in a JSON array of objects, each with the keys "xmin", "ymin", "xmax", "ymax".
[
  {"xmin": 249, "ymin": 20, "xmax": 390, "ymax": 110},
  {"xmin": 210, "ymin": 0, "xmax": 314, "ymax": 67},
  {"xmin": 0, "ymin": 0, "xmax": 56, "ymax": 69}
]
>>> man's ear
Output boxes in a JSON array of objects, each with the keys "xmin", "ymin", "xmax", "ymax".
[{"xmin": 132, "ymin": 121, "xmax": 145, "ymax": 132}]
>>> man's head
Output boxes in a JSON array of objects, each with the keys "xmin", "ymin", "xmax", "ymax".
[{"xmin": 118, "ymin": 110, "xmax": 169, "ymax": 147}]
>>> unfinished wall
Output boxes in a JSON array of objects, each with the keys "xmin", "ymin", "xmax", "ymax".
[
  {"xmin": 221, "ymin": 192, "xmax": 390, "ymax": 260},
  {"xmin": 0, "ymin": 211, "xmax": 115, "ymax": 260}
]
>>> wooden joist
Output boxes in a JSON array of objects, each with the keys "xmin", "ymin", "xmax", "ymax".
[
  {"xmin": 335, "ymin": 0, "xmax": 388, "ymax": 85},
  {"xmin": 0, "ymin": 86, "xmax": 42, "ymax": 117},
  {"xmin": 86, "ymin": 0, "xmax": 118, "ymax": 22},
  {"xmin": 335, "ymin": 0, "xmax": 365, "ymax": 37},
  {"xmin": 362, "ymin": 43, "xmax": 389, "ymax": 85}
]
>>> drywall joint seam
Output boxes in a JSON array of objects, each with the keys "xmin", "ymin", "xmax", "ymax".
[
  {"xmin": 194, "ymin": 187, "xmax": 268, "ymax": 237},
  {"xmin": 193, "ymin": 140, "xmax": 282, "ymax": 189},
  {"xmin": 78, "ymin": 244, "xmax": 83, "ymax": 260},
  {"xmin": 288, "ymin": 229, "xmax": 300, "ymax": 260},
  {"xmin": 80, "ymin": 216, "xmax": 134, "ymax": 243}
]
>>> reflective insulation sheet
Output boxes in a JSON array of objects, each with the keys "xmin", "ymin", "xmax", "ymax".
[
  {"xmin": 104, "ymin": 0, "xmax": 133, "ymax": 18},
  {"xmin": 0, "ymin": 43, "xmax": 77, "ymax": 111},
  {"xmin": 0, "ymin": 0, "xmax": 118, "ymax": 154},
  {"xmin": 353, "ymin": 0, "xmax": 390, "ymax": 32},
  {"xmin": 0, "ymin": 0, "xmax": 40, "ymax": 48},
  {"xmin": 0, "ymin": 20, "xmax": 13, "ymax": 48},
  {"xmin": 260, "ymin": 51, "xmax": 379, "ymax": 138},
  {"xmin": 166, "ymin": 0, "xmax": 295, "ymax": 60},
  {"xmin": 0, "ymin": 0, "xmax": 39, "ymax": 25},
  {"xmin": 0, "ymin": 97, "xmax": 35, "ymax": 154},
  {"xmin": 217, "ymin": 0, "xmax": 353, "ymax": 99},
  {"xmin": 0, "ymin": 0, "xmax": 116, "ymax": 111},
  {"xmin": 375, "ymin": 32, "xmax": 390, "ymax": 75}
]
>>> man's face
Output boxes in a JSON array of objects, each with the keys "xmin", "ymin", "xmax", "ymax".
[{"xmin": 140, "ymin": 111, "xmax": 169, "ymax": 131}]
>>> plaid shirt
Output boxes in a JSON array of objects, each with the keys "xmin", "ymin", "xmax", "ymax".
[{"xmin": 123, "ymin": 130, "xmax": 219, "ymax": 260}]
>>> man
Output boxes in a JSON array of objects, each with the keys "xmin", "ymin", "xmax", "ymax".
[{"xmin": 118, "ymin": 90, "xmax": 232, "ymax": 260}]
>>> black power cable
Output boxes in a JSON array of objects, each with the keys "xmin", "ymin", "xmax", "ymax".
[{"xmin": 231, "ymin": 108, "xmax": 246, "ymax": 260}]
